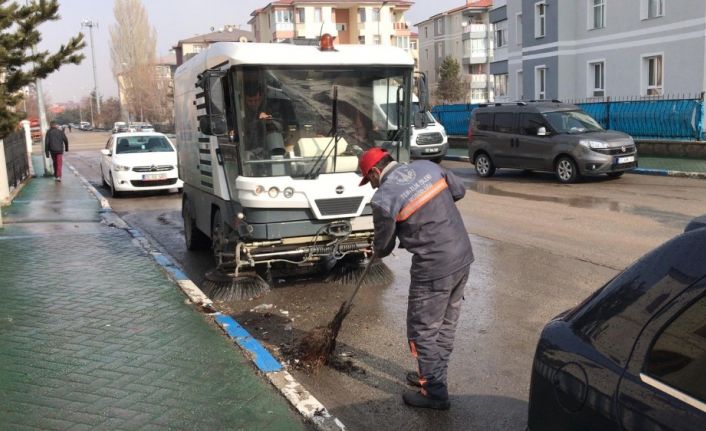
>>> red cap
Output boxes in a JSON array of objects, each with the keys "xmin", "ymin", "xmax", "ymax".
[{"xmin": 358, "ymin": 147, "xmax": 388, "ymax": 186}]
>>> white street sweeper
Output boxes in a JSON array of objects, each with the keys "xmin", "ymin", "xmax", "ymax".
[{"xmin": 174, "ymin": 35, "xmax": 425, "ymax": 297}]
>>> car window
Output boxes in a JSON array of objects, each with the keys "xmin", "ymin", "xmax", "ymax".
[
  {"xmin": 493, "ymin": 113, "xmax": 517, "ymax": 134},
  {"xmin": 644, "ymin": 293, "xmax": 706, "ymax": 402},
  {"xmin": 520, "ymin": 113, "xmax": 547, "ymax": 135},
  {"xmin": 114, "ymin": 136, "xmax": 174, "ymax": 154},
  {"xmin": 474, "ymin": 113, "xmax": 493, "ymax": 131},
  {"xmin": 543, "ymin": 110, "xmax": 603, "ymax": 134},
  {"xmin": 571, "ymin": 229, "xmax": 706, "ymax": 367}
]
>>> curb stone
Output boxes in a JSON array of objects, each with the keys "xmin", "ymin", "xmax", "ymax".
[{"xmin": 65, "ymin": 161, "xmax": 346, "ymax": 431}]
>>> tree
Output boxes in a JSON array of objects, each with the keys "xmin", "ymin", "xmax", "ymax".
[
  {"xmin": 434, "ymin": 56, "xmax": 468, "ymax": 104},
  {"xmin": 0, "ymin": 0, "xmax": 85, "ymax": 137},
  {"xmin": 109, "ymin": 0, "xmax": 160, "ymax": 123}
]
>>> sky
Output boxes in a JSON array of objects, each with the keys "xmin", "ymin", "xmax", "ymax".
[{"xmin": 34, "ymin": 0, "xmax": 467, "ymax": 104}]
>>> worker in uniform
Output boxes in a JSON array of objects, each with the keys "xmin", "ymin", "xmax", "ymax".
[{"xmin": 358, "ymin": 147, "xmax": 474, "ymax": 410}]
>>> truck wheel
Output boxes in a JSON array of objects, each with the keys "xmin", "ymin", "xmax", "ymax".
[
  {"xmin": 474, "ymin": 152, "xmax": 496, "ymax": 177},
  {"xmin": 183, "ymin": 198, "xmax": 210, "ymax": 251},
  {"xmin": 555, "ymin": 156, "xmax": 579, "ymax": 184}
]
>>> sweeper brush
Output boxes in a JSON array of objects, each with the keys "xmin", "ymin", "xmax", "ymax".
[
  {"xmin": 299, "ymin": 255, "xmax": 376, "ymax": 370},
  {"xmin": 201, "ymin": 269, "xmax": 270, "ymax": 301}
]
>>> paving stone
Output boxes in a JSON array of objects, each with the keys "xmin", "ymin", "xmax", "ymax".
[{"xmin": 0, "ymin": 174, "xmax": 307, "ymax": 430}]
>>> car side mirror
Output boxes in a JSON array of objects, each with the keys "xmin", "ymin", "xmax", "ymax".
[
  {"xmin": 101, "ymin": 149, "xmax": 111, "ymax": 156},
  {"xmin": 537, "ymin": 126, "xmax": 548, "ymax": 136}
]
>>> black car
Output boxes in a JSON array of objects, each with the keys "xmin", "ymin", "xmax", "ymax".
[{"xmin": 528, "ymin": 216, "xmax": 706, "ymax": 430}]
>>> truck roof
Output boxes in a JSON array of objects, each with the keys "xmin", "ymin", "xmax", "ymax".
[{"xmin": 175, "ymin": 42, "xmax": 414, "ymax": 90}]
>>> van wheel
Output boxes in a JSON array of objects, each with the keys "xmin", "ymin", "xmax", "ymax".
[
  {"xmin": 183, "ymin": 198, "xmax": 210, "ymax": 251},
  {"xmin": 555, "ymin": 156, "xmax": 579, "ymax": 184},
  {"xmin": 474, "ymin": 153, "xmax": 496, "ymax": 177},
  {"xmin": 431, "ymin": 156, "xmax": 444, "ymax": 164},
  {"xmin": 607, "ymin": 172, "xmax": 624, "ymax": 179}
]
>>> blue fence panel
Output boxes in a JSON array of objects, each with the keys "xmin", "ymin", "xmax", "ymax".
[
  {"xmin": 431, "ymin": 104, "xmax": 481, "ymax": 136},
  {"xmin": 577, "ymin": 98, "xmax": 704, "ymax": 141}
]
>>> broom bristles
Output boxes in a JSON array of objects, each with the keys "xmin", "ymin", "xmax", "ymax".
[
  {"xmin": 298, "ymin": 300, "xmax": 352, "ymax": 370},
  {"xmin": 202, "ymin": 270, "xmax": 270, "ymax": 301}
]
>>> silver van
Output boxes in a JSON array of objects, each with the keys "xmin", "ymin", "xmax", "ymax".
[{"xmin": 467, "ymin": 101, "xmax": 637, "ymax": 183}]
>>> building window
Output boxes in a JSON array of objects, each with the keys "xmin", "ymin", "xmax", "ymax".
[
  {"xmin": 589, "ymin": 61, "xmax": 605, "ymax": 97},
  {"xmin": 644, "ymin": 55, "xmax": 663, "ymax": 96},
  {"xmin": 592, "ymin": 0, "xmax": 605, "ymax": 29},
  {"xmin": 494, "ymin": 74, "xmax": 508, "ymax": 98},
  {"xmin": 471, "ymin": 88, "xmax": 487, "ymax": 102},
  {"xmin": 516, "ymin": 13, "xmax": 523, "ymax": 45},
  {"xmin": 297, "ymin": 8, "xmax": 305, "ymax": 23},
  {"xmin": 395, "ymin": 36, "xmax": 410, "ymax": 50},
  {"xmin": 273, "ymin": 9, "xmax": 293, "ymax": 23},
  {"xmin": 373, "ymin": 7, "xmax": 381, "ymax": 22},
  {"xmin": 495, "ymin": 21, "xmax": 507, "ymax": 48},
  {"xmin": 535, "ymin": 66, "xmax": 547, "ymax": 99},
  {"xmin": 411, "ymin": 40, "xmax": 418, "ymax": 50},
  {"xmin": 517, "ymin": 70, "xmax": 523, "ymax": 100},
  {"xmin": 425, "ymin": 26, "xmax": 428, "ymax": 38},
  {"xmin": 374, "ymin": 35, "xmax": 381, "ymax": 45},
  {"xmin": 314, "ymin": 7, "xmax": 322, "ymax": 23},
  {"xmin": 647, "ymin": 0, "xmax": 664, "ymax": 18},
  {"xmin": 358, "ymin": 8, "xmax": 366, "ymax": 23},
  {"xmin": 358, "ymin": 35, "xmax": 366, "ymax": 44},
  {"xmin": 535, "ymin": 2, "xmax": 546, "ymax": 38}
]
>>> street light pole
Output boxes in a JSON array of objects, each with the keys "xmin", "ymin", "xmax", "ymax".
[{"xmin": 81, "ymin": 19, "xmax": 101, "ymax": 118}]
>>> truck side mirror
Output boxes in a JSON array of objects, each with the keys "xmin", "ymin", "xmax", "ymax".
[
  {"xmin": 416, "ymin": 72, "xmax": 429, "ymax": 111},
  {"xmin": 537, "ymin": 126, "xmax": 548, "ymax": 136}
]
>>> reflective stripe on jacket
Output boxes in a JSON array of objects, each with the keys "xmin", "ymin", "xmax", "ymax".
[{"xmin": 371, "ymin": 160, "xmax": 474, "ymax": 281}]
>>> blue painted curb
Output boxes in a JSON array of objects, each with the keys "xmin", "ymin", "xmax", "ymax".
[
  {"xmin": 214, "ymin": 314, "xmax": 283, "ymax": 373},
  {"xmin": 633, "ymin": 168, "xmax": 669, "ymax": 176}
]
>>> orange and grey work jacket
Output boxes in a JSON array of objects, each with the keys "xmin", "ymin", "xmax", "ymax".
[{"xmin": 371, "ymin": 160, "xmax": 474, "ymax": 282}]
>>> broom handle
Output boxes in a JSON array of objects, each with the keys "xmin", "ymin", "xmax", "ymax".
[{"xmin": 340, "ymin": 255, "xmax": 376, "ymax": 315}]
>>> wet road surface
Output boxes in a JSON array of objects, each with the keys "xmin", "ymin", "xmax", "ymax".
[{"xmin": 64, "ymin": 132, "xmax": 706, "ymax": 430}]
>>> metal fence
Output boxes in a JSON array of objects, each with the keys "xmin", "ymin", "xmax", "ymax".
[
  {"xmin": 432, "ymin": 94, "xmax": 706, "ymax": 141},
  {"xmin": 3, "ymin": 129, "xmax": 30, "ymax": 189}
]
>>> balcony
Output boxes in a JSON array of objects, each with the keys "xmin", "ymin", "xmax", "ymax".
[
  {"xmin": 464, "ymin": 50, "xmax": 488, "ymax": 64},
  {"xmin": 463, "ymin": 23, "xmax": 488, "ymax": 37},
  {"xmin": 273, "ymin": 22, "xmax": 294, "ymax": 32},
  {"xmin": 470, "ymin": 74, "xmax": 487, "ymax": 88}
]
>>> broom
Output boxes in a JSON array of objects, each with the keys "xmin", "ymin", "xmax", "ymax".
[
  {"xmin": 299, "ymin": 255, "xmax": 376, "ymax": 370},
  {"xmin": 201, "ymin": 268, "xmax": 271, "ymax": 301}
]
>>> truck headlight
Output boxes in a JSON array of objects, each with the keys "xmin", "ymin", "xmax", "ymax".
[
  {"xmin": 579, "ymin": 140, "xmax": 608, "ymax": 149},
  {"xmin": 268, "ymin": 187, "xmax": 280, "ymax": 198},
  {"xmin": 254, "ymin": 185, "xmax": 265, "ymax": 195},
  {"xmin": 283, "ymin": 187, "xmax": 294, "ymax": 198},
  {"xmin": 114, "ymin": 164, "xmax": 131, "ymax": 171}
]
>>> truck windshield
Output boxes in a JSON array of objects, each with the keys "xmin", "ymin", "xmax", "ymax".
[
  {"xmin": 543, "ymin": 110, "xmax": 604, "ymax": 134},
  {"xmin": 235, "ymin": 66, "xmax": 409, "ymax": 178}
]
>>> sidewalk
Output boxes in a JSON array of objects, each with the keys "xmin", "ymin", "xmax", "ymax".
[
  {"xmin": 445, "ymin": 143, "xmax": 706, "ymax": 178},
  {"xmin": 0, "ymin": 167, "xmax": 307, "ymax": 429}
]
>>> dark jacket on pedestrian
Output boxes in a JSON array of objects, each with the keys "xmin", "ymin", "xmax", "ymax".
[
  {"xmin": 45, "ymin": 127, "xmax": 69, "ymax": 155},
  {"xmin": 371, "ymin": 160, "xmax": 474, "ymax": 281}
]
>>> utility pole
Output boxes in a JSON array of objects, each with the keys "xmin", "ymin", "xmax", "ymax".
[{"xmin": 81, "ymin": 19, "xmax": 101, "ymax": 119}]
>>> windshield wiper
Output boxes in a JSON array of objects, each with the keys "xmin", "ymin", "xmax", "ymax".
[{"xmin": 305, "ymin": 85, "xmax": 339, "ymax": 179}]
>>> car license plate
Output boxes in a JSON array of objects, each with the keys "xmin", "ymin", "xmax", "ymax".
[
  {"xmin": 423, "ymin": 148, "xmax": 440, "ymax": 154},
  {"xmin": 616, "ymin": 156, "xmax": 635, "ymax": 164},
  {"xmin": 142, "ymin": 173, "xmax": 167, "ymax": 181}
]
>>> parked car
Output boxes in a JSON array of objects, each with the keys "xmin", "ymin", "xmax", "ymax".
[
  {"xmin": 527, "ymin": 215, "xmax": 706, "ymax": 430},
  {"xmin": 79, "ymin": 121, "xmax": 93, "ymax": 131},
  {"xmin": 467, "ymin": 101, "xmax": 637, "ymax": 183},
  {"xmin": 99, "ymin": 132, "xmax": 183, "ymax": 197},
  {"xmin": 112, "ymin": 121, "xmax": 128, "ymax": 133}
]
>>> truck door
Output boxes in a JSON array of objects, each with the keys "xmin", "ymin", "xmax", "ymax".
[{"xmin": 516, "ymin": 113, "xmax": 554, "ymax": 170}]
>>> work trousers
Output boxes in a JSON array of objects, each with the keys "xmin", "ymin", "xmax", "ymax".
[
  {"xmin": 50, "ymin": 152, "xmax": 63, "ymax": 178},
  {"xmin": 407, "ymin": 265, "xmax": 470, "ymax": 400}
]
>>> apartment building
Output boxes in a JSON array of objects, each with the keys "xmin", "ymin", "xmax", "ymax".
[
  {"xmin": 501, "ymin": 0, "xmax": 706, "ymax": 101},
  {"xmin": 248, "ymin": 0, "xmax": 414, "ymax": 52},
  {"xmin": 416, "ymin": 0, "xmax": 494, "ymax": 105},
  {"xmin": 173, "ymin": 26, "xmax": 254, "ymax": 67}
]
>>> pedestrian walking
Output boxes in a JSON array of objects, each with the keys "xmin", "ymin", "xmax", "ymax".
[
  {"xmin": 68, "ymin": 123, "xmax": 72, "ymax": 133},
  {"xmin": 45, "ymin": 121, "xmax": 69, "ymax": 181},
  {"xmin": 358, "ymin": 147, "xmax": 474, "ymax": 410}
]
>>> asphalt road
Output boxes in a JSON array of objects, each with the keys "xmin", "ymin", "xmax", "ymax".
[{"xmin": 64, "ymin": 131, "xmax": 706, "ymax": 430}]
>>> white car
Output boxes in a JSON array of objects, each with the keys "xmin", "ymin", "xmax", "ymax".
[{"xmin": 100, "ymin": 132, "xmax": 183, "ymax": 197}]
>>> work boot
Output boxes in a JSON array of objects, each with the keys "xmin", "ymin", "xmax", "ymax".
[
  {"xmin": 406, "ymin": 371, "xmax": 421, "ymax": 387},
  {"xmin": 402, "ymin": 390, "xmax": 450, "ymax": 410}
]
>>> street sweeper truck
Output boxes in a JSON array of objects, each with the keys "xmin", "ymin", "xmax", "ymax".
[{"xmin": 174, "ymin": 35, "xmax": 424, "ymax": 294}]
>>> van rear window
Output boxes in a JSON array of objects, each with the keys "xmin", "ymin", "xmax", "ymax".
[{"xmin": 475, "ymin": 113, "xmax": 493, "ymax": 131}]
